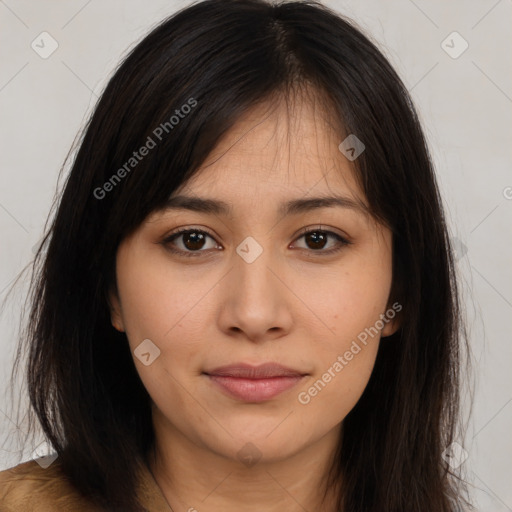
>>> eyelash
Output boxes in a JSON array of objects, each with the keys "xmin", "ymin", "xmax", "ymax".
[{"xmin": 161, "ymin": 226, "xmax": 352, "ymax": 258}]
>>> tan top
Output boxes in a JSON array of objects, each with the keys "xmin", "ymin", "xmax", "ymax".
[{"xmin": 0, "ymin": 458, "xmax": 173, "ymax": 511}]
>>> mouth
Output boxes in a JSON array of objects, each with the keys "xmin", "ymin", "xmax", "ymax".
[{"xmin": 203, "ymin": 363, "xmax": 308, "ymax": 402}]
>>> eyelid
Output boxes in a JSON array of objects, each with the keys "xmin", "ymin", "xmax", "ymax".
[
  {"xmin": 293, "ymin": 225, "xmax": 351, "ymax": 244},
  {"xmin": 161, "ymin": 225, "xmax": 218, "ymax": 245}
]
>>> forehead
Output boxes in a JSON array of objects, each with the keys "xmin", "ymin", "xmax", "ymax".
[{"xmin": 174, "ymin": 95, "xmax": 366, "ymax": 210}]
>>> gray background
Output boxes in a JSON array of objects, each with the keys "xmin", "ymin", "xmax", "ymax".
[{"xmin": 0, "ymin": 1, "xmax": 511, "ymax": 510}]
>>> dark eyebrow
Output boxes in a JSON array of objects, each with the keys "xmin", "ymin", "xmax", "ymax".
[{"xmin": 163, "ymin": 194, "xmax": 368, "ymax": 217}]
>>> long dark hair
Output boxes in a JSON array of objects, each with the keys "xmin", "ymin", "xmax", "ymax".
[{"xmin": 9, "ymin": 0, "xmax": 472, "ymax": 510}]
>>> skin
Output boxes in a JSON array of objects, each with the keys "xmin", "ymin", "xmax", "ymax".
[{"xmin": 109, "ymin": 92, "xmax": 401, "ymax": 512}]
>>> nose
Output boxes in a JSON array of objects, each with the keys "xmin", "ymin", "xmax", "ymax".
[{"xmin": 216, "ymin": 237, "xmax": 294, "ymax": 343}]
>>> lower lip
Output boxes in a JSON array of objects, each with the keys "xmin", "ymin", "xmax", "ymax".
[{"xmin": 207, "ymin": 375, "xmax": 304, "ymax": 402}]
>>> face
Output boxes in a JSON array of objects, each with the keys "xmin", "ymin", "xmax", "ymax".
[{"xmin": 109, "ymin": 94, "xmax": 400, "ymax": 465}]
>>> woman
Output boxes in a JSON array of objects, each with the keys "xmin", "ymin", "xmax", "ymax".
[{"xmin": 0, "ymin": 0, "xmax": 472, "ymax": 510}]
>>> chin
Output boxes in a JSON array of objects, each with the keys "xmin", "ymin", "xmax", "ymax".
[{"xmin": 209, "ymin": 427, "xmax": 309, "ymax": 465}]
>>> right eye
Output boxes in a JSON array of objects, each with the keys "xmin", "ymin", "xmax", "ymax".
[{"xmin": 161, "ymin": 228, "xmax": 221, "ymax": 257}]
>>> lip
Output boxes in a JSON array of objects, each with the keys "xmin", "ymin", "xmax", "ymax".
[{"xmin": 204, "ymin": 363, "xmax": 307, "ymax": 402}]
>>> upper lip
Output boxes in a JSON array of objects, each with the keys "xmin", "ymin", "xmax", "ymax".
[{"xmin": 205, "ymin": 363, "xmax": 307, "ymax": 379}]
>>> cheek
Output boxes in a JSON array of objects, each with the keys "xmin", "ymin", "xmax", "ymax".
[
  {"xmin": 114, "ymin": 250, "xmax": 218, "ymax": 407},
  {"xmin": 290, "ymin": 259, "xmax": 390, "ymax": 425},
  {"xmin": 293, "ymin": 254, "xmax": 392, "ymax": 347},
  {"xmin": 293, "ymin": 359, "xmax": 378, "ymax": 444},
  {"xmin": 116, "ymin": 246, "xmax": 214, "ymax": 349},
  {"xmin": 294, "ymin": 325, "xmax": 381, "ymax": 432},
  {"xmin": 115, "ymin": 262, "xmax": 205, "ymax": 425}
]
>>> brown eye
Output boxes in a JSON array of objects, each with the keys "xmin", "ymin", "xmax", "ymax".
[
  {"xmin": 180, "ymin": 231, "xmax": 207, "ymax": 250},
  {"xmin": 292, "ymin": 227, "xmax": 351, "ymax": 255},
  {"xmin": 304, "ymin": 231, "xmax": 328, "ymax": 250},
  {"xmin": 162, "ymin": 228, "xmax": 219, "ymax": 257}
]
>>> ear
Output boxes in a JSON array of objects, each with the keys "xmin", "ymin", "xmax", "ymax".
[
  {"xmin": 381, "ymin": 301, "xmax": 402, "ymax": 338},
  {"xmin": 107, "ymin": 285, "xmax": 125, "ymax": 333}
]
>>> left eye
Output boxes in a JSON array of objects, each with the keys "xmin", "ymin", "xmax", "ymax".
[
  {"xmin": 293, "ymin": 228, "xmax": 351, "ymax": 254},
  {"xmin": 161, "ymin": 227, "xmax": 351, "ymax": 257}
]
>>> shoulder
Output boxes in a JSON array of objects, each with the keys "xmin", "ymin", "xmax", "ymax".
[{"xmin": 0, "ymin": 459, "xmax": 103, "ymax": 512}]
